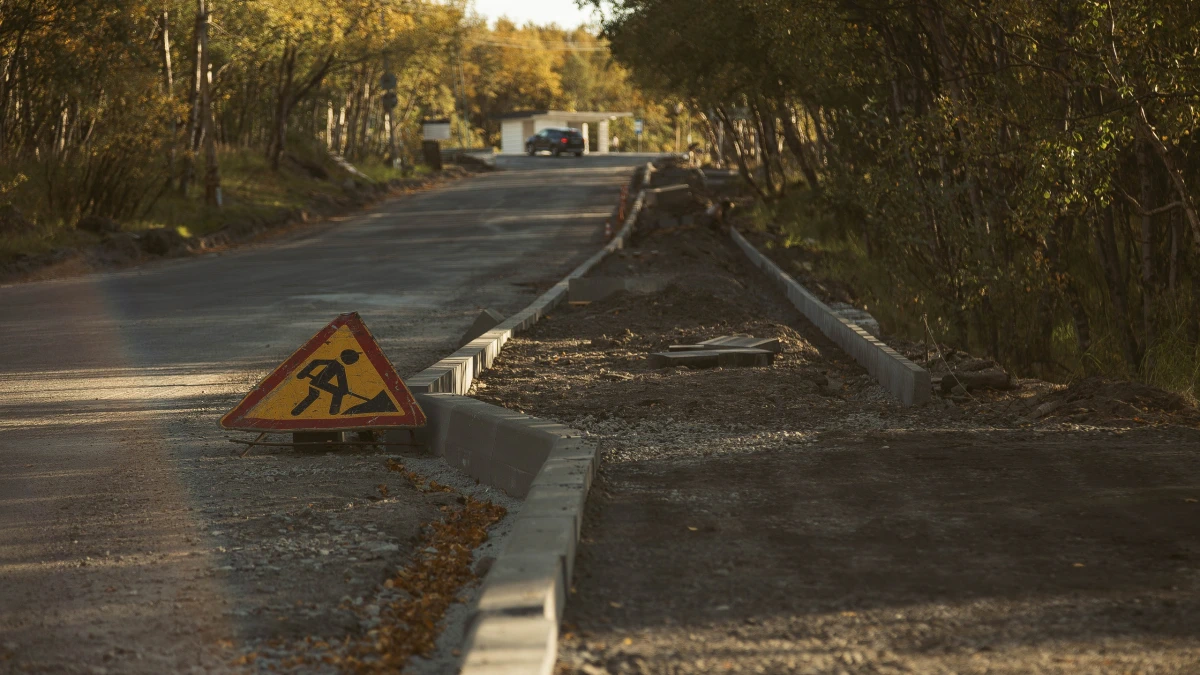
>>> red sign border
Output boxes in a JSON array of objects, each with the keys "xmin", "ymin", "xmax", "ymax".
[{"xmin": 220, "ymin": 312, "xmax": 427, "ymax": 432}]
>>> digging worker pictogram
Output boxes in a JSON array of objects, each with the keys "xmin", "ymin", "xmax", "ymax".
[
  {"xmin": 221, "ymin": 312, "xmax": 423, "ymax": 432},
  {"xmin": 291, "ymin": 349, "xmax": 362, "ymax": 416},
  {"xmin": 288, "ymin": 347, "xmax": 401, "ymax": 417}
]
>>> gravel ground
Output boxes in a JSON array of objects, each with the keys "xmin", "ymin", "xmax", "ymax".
[
  {"xmin": 217, "ymin": 447, "xmax": 518, "ymax": 674},
  {"xmin": 0, "ymin": 155, "xmax": 646, "ymax": 675},
  {"xmin": 471, "ymin": 212, "xmax": 1200, "ymax": 674}
]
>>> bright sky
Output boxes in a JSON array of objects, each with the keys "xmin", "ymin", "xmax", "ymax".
[{"xmin": 472, "ymin": 0, "xmax": 597, "ymax": 28}]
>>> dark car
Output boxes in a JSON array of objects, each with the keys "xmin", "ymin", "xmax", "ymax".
[{"xmin": 526, "ymin": 128, "xmax": 585, "ymax": 157}]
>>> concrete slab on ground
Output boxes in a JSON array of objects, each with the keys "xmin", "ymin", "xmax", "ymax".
[
  {"xmin": 699, "ymin": 335, "xmax": 783, "ymax": 353},
  {"xmin": 648, "ymin": 348, "xmax": 775, "ymax": 369}
]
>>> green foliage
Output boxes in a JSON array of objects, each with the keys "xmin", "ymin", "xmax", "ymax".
[
  {"xmin": 456, "ymin": 19, "xmax": 681, "ymax": 150},
  {"xmin": 0, "ymin": 0, "xmax": 666, "ymax": 258},
  {"xmin": 597, "ymin": 0, "xmax": 1200, "ymax": 396}
]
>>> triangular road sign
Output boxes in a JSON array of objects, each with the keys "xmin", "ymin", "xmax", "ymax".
[{"xmin": 221, "ymin": 312, "xmax": 426, "ymax": 432}]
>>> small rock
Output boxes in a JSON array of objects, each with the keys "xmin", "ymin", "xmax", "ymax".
[
  {"xmin": 1032, "ymin": 399, "xmax": 1063, "ymax": 419},
  {"xmin": 0, "ymin": 204, "xmax": 33, "ymax": 233},
  {"xmin": 139, "ymin": 227, "xmax": 190, "ymax": 256},
  {"xmin": 76, "ymin": 214, "xmax": 120, "ymax": 234},
  {"xmin": 941, "ymin": 367, "xmax": 1011, "ymax": 393},
  {"xmin": 473, "ymin": 556, "xmax": 496, "ymax": 577}
]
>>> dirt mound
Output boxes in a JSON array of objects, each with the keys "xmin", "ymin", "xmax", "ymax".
[
  {"xmin": 0, "ymin": 204, "xmax": 35, "ymax": 234},
  {"xmin": 559, "ymin": 281, "xmax": 759, "ymax": 338},
  {"xmin": 1031, "ymin": 377, "xmax": 1199, "ymax": 426}
]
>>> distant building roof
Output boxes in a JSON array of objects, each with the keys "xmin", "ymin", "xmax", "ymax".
[{"xmin": 497, "ymin": 110, "xmax": 633, "ymax": 122}]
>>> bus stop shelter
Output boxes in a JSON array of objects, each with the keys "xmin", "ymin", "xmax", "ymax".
[{"xmin": 498, "ymin": 110, "xmax": 632, "ymax": 155}]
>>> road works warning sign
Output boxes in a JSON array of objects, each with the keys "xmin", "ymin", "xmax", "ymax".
[{"xmin": 221, "ymin": 312, "xmax": 426, "ymax": 432}]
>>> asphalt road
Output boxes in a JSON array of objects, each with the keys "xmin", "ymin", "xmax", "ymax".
[{"xmin": 0, "ymin": 153, "xmax": 653, "ymax": 673}]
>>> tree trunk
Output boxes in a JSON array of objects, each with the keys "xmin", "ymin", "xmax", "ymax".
[
  {"xmin": 326, "ymin": 101, "xmax": 334, "ymax": 150},
  {"xmin": 1169, "ymin": 208, "xmax": 1180, "ymax": 293},
  {"xmin": 0, "ymin": 46, "xmax": 13, "ymax": 156},
  {"xmin": 267, "ymin": 48, "xmax": 335, "ymax": 170},
  {"xmin": 1047, "ymin": 215, "xmax": 1091, "ymax": 358},
  {"xmin": 1137, "ymin": 107, "xmax": 1200, "ymax": 252},
  {"xmin": 778, "ymin": 102, "xmax": 820, "ymax": 193},
  {"xmin": 333, "ymin": 100, "xmax": 347, "ymax": 153},
  {"xmin": 179, "ymin": 0, "xmax": 206, "ymax": 195},
  {"xmin": 714, "ymin": 106, "xmax": 765, "ymax": 200},
  {"xmin": 698, "ymin": 111, "xmax": 725, "ymax": 168},
  {"xmin": 1137, "ymin": 135, "xmax": 1155, "ymax": 371},
  {"xmin": 800, "ymin": 99, "xmax": 831, "ymax": 165},
  {"xmin": 356, "ymin": 80, "xmax": 371, "ymax": 161},
  {"xmin": 750, "ymin": 104, "xmax": 778, "ymax": 197},
  {"xmin": 158, "ymin": 10, "xmax": 176, "ymax": 190},
  {"xmin": 756, "ymin": 101, "xmax": 786, "ymax": 196},
  {"xmin": 203, "ymin": 58, "xmax": 220, "ymax": 206},
  {"xmin": 1094, "ymin": 204, "xmax": 1140, "ymax": 370},
  {"xmin": 268, "ymin": 44, "xmax": 295, "ymax": 171},
  {"xmin": 344, "ymin": 79, "xmax": 363, "ymax": 159}
]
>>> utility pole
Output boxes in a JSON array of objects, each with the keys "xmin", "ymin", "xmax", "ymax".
[
  {"xmin": 200, "ymin": 0, "xmax": 220, "ymax": 207},
  {"xmin": 454, "ymin": 38, "xmax": 469, "ymax": 149},
  {"xmin": 380, "ymin": 8, "xmax": 399, "ymax": 167},
  {"xmin": 459, "ymin": 59, "xmax": 469, "ymax": 148},
  {"xmin": 381, "ymin": 70, "xmax": 399, "ymax": 167},
  {"xmin": 158, "ymin": 9, "xmax": 176, "ymax": 189},
  {"xmin": 179, "ymin": 0, "xmax": 206, "ymax": 195}
]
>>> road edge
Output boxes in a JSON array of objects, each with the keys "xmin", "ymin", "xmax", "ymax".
[
  {"xmin": 402, "ymin": 163, "xmax": 651, "ymax": 674},
  {"xmin": 405, "ymin": 165, "xmax": 650, "ymax": 396},
  {"xmin": 729, "ymin": 227, "xmax": 931, "ymax": 406}
]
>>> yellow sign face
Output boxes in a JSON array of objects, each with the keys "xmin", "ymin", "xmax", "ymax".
[
  {"xmin": 220, "ymin": 312, "xmax": 426, "ymax": 431},
  {"xmin": 247, "ymin": 325, "xmax": 401, "ymax": 421}
]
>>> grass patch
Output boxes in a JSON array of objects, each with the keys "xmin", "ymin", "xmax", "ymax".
[
  {"xmin": 762, "ymin": 187, "xmax": 1200, "ymax": 401},
  {"xmin": 355, "ymin": 156, "xmax": 430, "ymax": 184},
  {"xmin": 0, "ymin": 140, "xmax": 373, "ymax": 263}
]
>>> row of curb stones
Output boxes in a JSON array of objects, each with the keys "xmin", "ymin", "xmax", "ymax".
[
  {"xmin": 729, "ymin": 228, "xmax": 931, "ymax": 406},
  {"xmin": 404, "ymin": 164, "xmax": 652, "ymax": 397},
  {"xmin": 398, "ymin": 163, "xmax": 654, "ymax": 674}
]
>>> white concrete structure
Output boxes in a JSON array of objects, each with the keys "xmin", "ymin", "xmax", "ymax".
[
  {"xmin": 423, "ymin": 119, "xmax": 451, "ymax": 141},
  {"xmin": 498, "ymin": 110, "xmax": 632, "ymax": 155}
]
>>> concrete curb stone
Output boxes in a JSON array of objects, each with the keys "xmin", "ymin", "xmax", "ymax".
[
  {"xmin": 459, "ymin": 613, "xmax": 557, "ymax": 675},
  {"xmin": 406, "ymin": 163, "xmax": 653, "ymax": 397},
  {"xmin": 729, "ymin": 228, "xmax": 931, "ymax": 406},
  {"xmin": 408, "ymin": 163, "xmax": 655, "ymax": 674}
]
